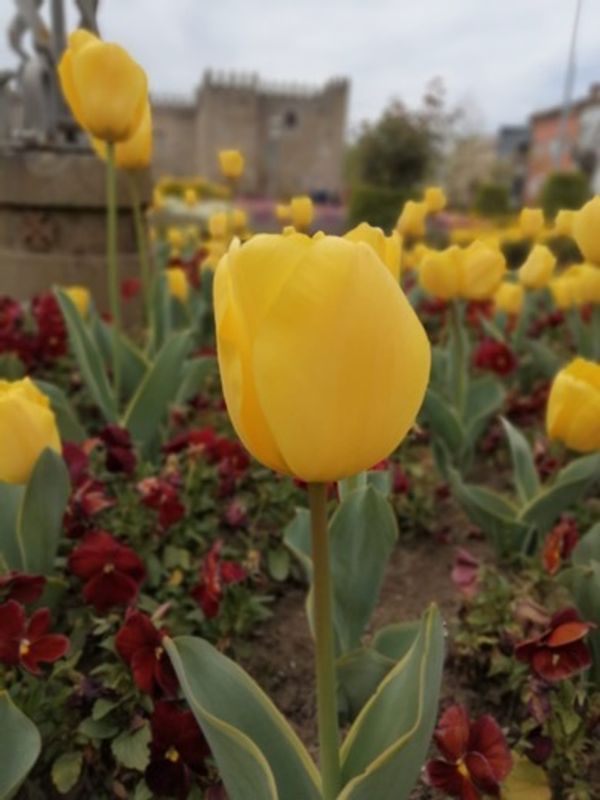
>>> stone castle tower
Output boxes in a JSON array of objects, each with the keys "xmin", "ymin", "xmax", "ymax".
[{"xmin": 152, "ymin": 70, "xmax": 349, "ymax": 199}]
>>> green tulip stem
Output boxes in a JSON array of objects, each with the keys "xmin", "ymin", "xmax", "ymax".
[
  {"xmin": 106, "ymin": 143, "xmax": 122, "ymax": 403},
  {"xmin": 308, "ymin": 482, "xmax": 341, "ymax": 800},
  {"xmin": 449, "ymin": 300, "xmax": 467, "ymax": 416},
  {"xmin": 128, "ymin": 173, "xmax": 152, "ymax": 325}
]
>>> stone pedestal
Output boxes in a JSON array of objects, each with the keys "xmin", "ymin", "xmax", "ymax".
[{"xmin": 0, "ymin": 146, "xmax": 152, "ymax": 320}]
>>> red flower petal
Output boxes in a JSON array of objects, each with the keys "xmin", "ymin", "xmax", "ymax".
[
  {"xmin": 468, "ymin": 716, "xmax": 512, "ymax": 781},
  {"xmin": 112, "ymin": 548, "xmax": 146, "ymax": 583},
  {"xmin": 426, "ymin": 759, "xmax": 480, "ymax": 799},
  {"xmin": 464, "ymin": 751, "xmax": 501, "ymax": 796},
  {"xmin": 130, "ymin": 647, "xmax": 159, "ymax": 695},
  {"xmin": 0, "ymin": 600, "xmax": 25, "ymax": 665},
  {"xmin": 26, "ymin": 608, "xmax": 51, "ymax": 640},
  {"xmin": 21, "ymin": 634, "xmax": 69, "ymax": 674},
  {"xmin": 546, "ymin": 621, "xmax": 593, "ymax": 648},
  {"xmin": 0, "ymin": 573, "xmax": 46, "ymax": 604},
  {"xmin": 68, "ymin": 531, "xmax": 117, "ymax": 579},
  {"xmin": 434, "ymin": 705, "xmax": 471, "ymax": 762},
  {"xmin": 83, "ymin": 572, "xmax": 141, "ymax": 613},
  {"xmin": 531, "ymin": 641, "xmax": 592, "ymax": 682},
  {"xmin": 116, "ymin": 611, "xmax": 160, "ymax": 664}
]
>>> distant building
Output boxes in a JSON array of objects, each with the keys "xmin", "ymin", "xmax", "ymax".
[
  {"xmin": 525, "ymin": 83, "xmax": 600, "ymax": 201},
  {"xmin": 152, "ymin": 70, "xmax": 349, "ymax": 199}
]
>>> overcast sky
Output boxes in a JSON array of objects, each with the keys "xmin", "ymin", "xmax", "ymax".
[{"xmin": 1, "ymin": 0, "xmax": 599, "ymax": 133}]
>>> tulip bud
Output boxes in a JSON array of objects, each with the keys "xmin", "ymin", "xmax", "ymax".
[
  {"xmin": 546, "ymin": 358, "xmax": 600, "ymax": 453},
  {"xmin": 64, "ymin": 285, "xmax": 91, "ymax": 317},
  {"xmin": 419, "ymin": 246, "xmax": 462, "ymax": 299},
  {"xmin": 396, "ymin": 200, "xmax": 428, "ymax": 238},
  {"xmin": 166, "ymin": 268, "xmax": 189, "ymax": 303},
  {"xmin": 0, "ymin": 378, "xmax": 61, "ymax": 484},
  {"xmin": 167, "ymin": 228, "xmax": 183, "ymax": 252},
  {"xmin": 519, "ymin": 245, "xmax": 556, "ymax": 289},
  {"xmin": 232, "ymin": 208, "xmax": 248, "ymax": 235},
  {"xmin": 218, "ymin": 150, "xmax": 245, "ymax": 180},
  {"xmin": 58, "ymin": 30, "xmax": 148, "ymax": 143},
  {"xmin": 275, "ymin": 203, "xmax": 291, "ymax": 222},
  {"xmin": 214, "ymin": 234, "xmax": 430, "ymax": 481},
  {"xmin": 344, "ymin": 222, "xmax": 401, "ymax": 280},
  {"xmin": 184, "ymin": 188, "xmax": 198, "ymax": 207},
  {"xmin": 554, "ymin": 209, "xmax": 576, "ymax": 237},
  {"xmin": 460, "ymin": 241, "xmax": 506, "ymax": 300},
  {"xmin": 91, "ymin": 102, "xmax": 153, "ymax": 171},
  {"xmin": 209, "ymin": 212, "xmax": 228, "ymax": 240},
  {"xmin": 290, "ymin": 196, "xmax": 314, "ymax": 232},
  {"xmin": 573, "ymin": 196, "xmax": 600, "ymax": 264},
  {"xmin": 549, "ymin": 275, "xmax": 577, "ymax": 309},
  {"xmin": 424, "ymin": 187, "xmax": 447, "ymax": 214},
  {"xmin": 494, "ymin": 282, "xmax": 524, "ymax": 315},
  {"xmin": 519, "ymin": 207, "xmax": 545, "ymax": 239}
]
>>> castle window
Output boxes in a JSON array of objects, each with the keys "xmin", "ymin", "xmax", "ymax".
[{"xmin": 284, "ymin": 109, "xmax": 298, "ymax": 129}]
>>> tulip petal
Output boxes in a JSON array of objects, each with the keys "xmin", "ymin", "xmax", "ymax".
[{"xmin": 252, "ymin": 238, "xmax": 430, "ymax": 481}]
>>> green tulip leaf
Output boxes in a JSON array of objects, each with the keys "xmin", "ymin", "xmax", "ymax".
[
  {"xmin": 34, "ymin": 380, "xmax": 86, "ymax": 444},
  {"xmin": 463, "ymin": 376, "xmax": 505, "ymax": 450},
  {"xmin": 572, "ymin": 522, "xmax": 600, "ymax": 566},
  {"xmin": 338, "ymin": 604, "xmax": 445, "ymax": 800},
  {"xmin": 148, "ymin": 272, "xmax": 172, "ymax": 355},
  {"xmin": 524, "ymin": 340, "xmax": 561, "ymax": 380},
  {"xmin": 519, "ymin": 453, "xmax": 600, "ymax": 535},
  {"xmin": 0, "ymin": 353, "xmax": 26, "ymax": 380},
  {"xmin": 0, "ymin": 692, "xmax": 41, "ymax": 799},
  {"xmin": 18, "ymin": 448, "xmax": 70, "ymax": 574},
  {"xmin": 175, "ymin": 356, "xmax": 216, "ymax": 406},
  {"xmin": 500, "ymin": 417, "xmax": 540, "ymax": 503},
  {"xmin": 337, "ymin": 647, "xmax": 395, "ymax": 721},
  {"xmin": 55, "ymin": 289, "xmax": 118, "ymax": 423},
  {"xmin": 164, "ymin": 636, "xmax": 321, "ymax": 800},
  {"xmin": 122, "ymin": 331, "xmax": 192, "ymax": 454},
  {"xmin": 372, "ymin": 620, "xmax": 421, "ymax": 661},
  {"xmin": 0, "ymin": 483, "xmax": 25, "ymax": 570},
  {"xmin": 449, "ymin": 469, "xmax": 526, "ymax": 556},
  {"xmin": 421, "ymin": 388, "xmax": 465, "ymax": 454},
  {"xmin": 91, "ymin": 316, "xmax": 149, "ymax": 402},
  {"xmin": 284, "ymin": 486, "xmax": 397, "ymax": 655}
]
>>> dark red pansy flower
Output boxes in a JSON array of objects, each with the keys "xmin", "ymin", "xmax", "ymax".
[
  {"xmin": 506, "ymin": 382, "xmax": 550, "ymax": 427},
  {"xmin": 115, "ymin": 609, "xmax": 178, "ymax": 697},
  {"xmin": 515, "ymin": 607, "xmax": 594, "ymax": 682},
  {"xmin": 425, "ymin": 705, "xmax": 512, "ymax": 799},
  {"xmin": 68, "ymin": 531, "xmax": 146, "ymax": 613},
  {"xmin": 62, "ymin": 441, "xmax": 90, "ymax": 484},
  {"xmin": 31, "ymin": 292, "xmax": 68, "ymax": 363},
  {"xmin": 542, "ymin": 518, "xmax": 579, "ymax": 576},
  {"xmin": 472, "ymin": 339, "xmax": 517, "ymax": 376},
  {"xmin": 0, "ymin": 600, "xmax": 69, "ymax": 675},
  {"xmin": 451, "ymin": 549, "xmax": 481, "ymax": 599},
  {"xmin": 191, "ymin": 540, "xmax": 246, "ymax": 620},
  {"xmin": 138, "ymin": 477, "xmax": 185, "ymax": 530},
  {"xmin": 145, "ymin": 701, "xmax": 210, "ymax": 799},
  {"xmin": 99, "ymin": 425, "xmax": 137, "ymax": 475},
  {"xmin": 0, "ymin": 572, "xmax": 46, "ymax": 604},
  {"xmin": 466, "ymin": 299, "xmax": 494, "ymax": 330},
  {"xmin": 120, "ymin": 277, "xmax": 142, "ymax": 301}
]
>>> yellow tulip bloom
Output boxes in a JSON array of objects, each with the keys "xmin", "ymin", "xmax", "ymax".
[
  {"xmin": 209, "ymin": 212, "xmax": 228, "ymax": 239},
  {"xmin": 547, "ymin": 358, "xmax": 600, "ymax": 452},
  {"xmin": 64, "ymin": 285, "xmax": 91, "ymax": 317},
  {"xmin": 166, "ymin": 268, "xmax": 189, "ymax": 303},
  {"xmin": 214, "ymin": 234, "xmax": 431, "ymax": 481},
  {"xmin": 424, "ymin": 186, "xmax": 447, "ymax": 213},
  {"xmin": 91, "ymin": 101, "xmax": 153, "ymax": 170},
  {"xmin": 290, "ymin": 196, "xmax": 314, "ymax": 232},
  {"xmin": 344, "ymin": 222, "xmax": 402, "ymax": 280},
  {"xmin": 573, "ymin": 196, "xmax": 600, "ymax": 264},
  {"xmin": 184, "ymin": 188, "xmax": 198, "ymax": 207},
  {"xmin": 554, "ymin": 209, "xmax": 576, "ymax": 237},
  {"xmin": 0, "ymin": 378, "xmax": 61, "ymax": 484},
  {"xmin": 396, "ymin": 200, "xmax": 428, "ymax": 238},
  {"xmin": 549, "ymin": 275, "xmax": 577, "ymax": 309},
  {"xmin": 275, "ymin": 203, "xmax": 291, "ymax": 222},
  {"xmin": 494, "ymin": 282, "xmax": 524, "ymax": 315},
  {"xmin": 218, "ymin": 150, "xmax": 245, "ymax": 180},
  {"xmin": 58, "ymin": 29, "xmax": 148, "ymax": 143},
  {"xmin": 519, "ymin": 207, "xmax": 544, "ymax": 239},
  {"xmin": 167, "ymin": 228, "xmax": 184, "ymax": 251},
  {"xmin": 419, "ymin": 247, "xmax": 462, "ymax": 299},
  {"xmin": 570, "ymin": 263, "xmax": 600, "ymax": 305},
  {"xmin": 460, "ymin": 240, "xmax": 506, "ymax": 300},
  {"xmin": 519, "ymin": 244, "xmax": 556, "ymax": 289}
]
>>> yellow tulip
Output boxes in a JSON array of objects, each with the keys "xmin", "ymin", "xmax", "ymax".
[
  {"xmin": 58, "ymin": 29, "xmax": 148, "ymax": 143},
  {"xmin": 460, "ymin": 240, "xmax": 506, "ymax": 300},
  {"xmin": 419, "ymin": 246, "xmax": 462, "ymax": 299},
  {"xmin": 554, "ymin": 209, "xmax": 576, "ymax": 237},
  {"xmin": 91, "ymin": 101, "xmax": 153, "ymax": 170},
  {"xmin": 571, "ymin": 263, "xmax": 600, "ymax": 305},
  {"xmin": 64, "ymin": 285, "xmax": 91, "ymax": 317},
  {"xmin": 184, "ymin": 188, "xmax": 198, "ymax": 207},
  {"xmin": 167, "ymin": 228, "xmax": 183, "ymax": 251},
  {"xmin": 519, "ymin": 207, "xmax": 544, "ymax": 239},
  {"xmin": 275, "ymin": 203, "xmax": 291, "ymax": 222},
  {"xmin": 214, "ymin": 233, "xmax": 430, "ymax": 481},
  {"xmin": 233, "ymin": 208, "xmax": 248, "ymax": 235},
  {"xmin": 0, "ymin": 378, "xmax": 61, "ymax": 484},
  {"xmin": 572, "ymin": 196, "xmax": 600, "ymax": 264},
  {"xmin": 209, "ymin": 212, "xmax": 228, "ymax": 239},
  {"xmin": 424, "ymin": 186, "xmax": 447, "ymax": 213},
  {"xmin": 396, "ymin": 200, "xmax": 428, "ymax": 238},
  {"xmin": 218, "ymin": 150, "xmax": 245, "ymax": 180},
  {"xmin": 494, "ymin": 282, "xmax": 524, "ymax": 315},
  {"xmin": 166, "ymin": 268, "xmax": 189, "ymax": 303},
  {"xmin": 546, "ymin": 358, "xmax": 600, "ymax": 452},
  {"xmin": 290, "ymin": 196, "xmax": 314, "ymax": 232},
  {"xmin": 518, "ymin": 244, "xmax": 556, "ymax": 289},
  {"xmin": 549, "ymin": 275, "xmax": 577, "ymax": 309},
  {"xmin": 344, "ymin": 223, "xmax": 402, "ymax": 280}
]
